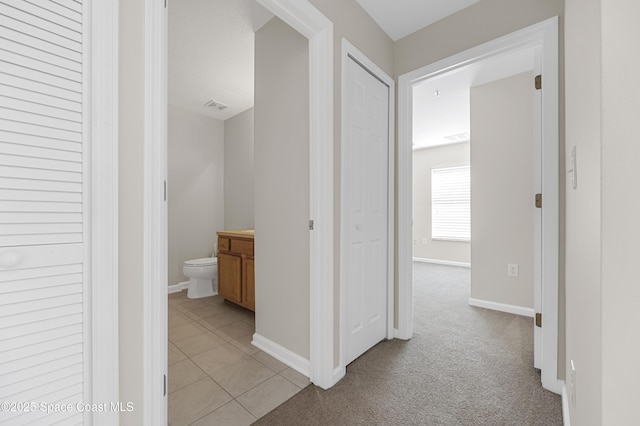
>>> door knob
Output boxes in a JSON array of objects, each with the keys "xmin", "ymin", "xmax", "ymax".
[
  {"xmin": 0, "ymin": 251, "xmax": 23, "ymax": 268},
  {"xmin": 355, "ymin": 224, "xmax": 362, "ymax": 231}
]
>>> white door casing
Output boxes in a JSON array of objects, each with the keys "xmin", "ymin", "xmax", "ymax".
[
  {"xmin": 398, "ymin": 17, "xmax": 560, "ymax": 394},
  {"xmin": 344, "ymin": 56, "xmax": 389, "ymax": 365}
]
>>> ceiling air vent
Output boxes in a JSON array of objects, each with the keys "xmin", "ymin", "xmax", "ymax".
[
  {"xmin": 444, "ymin": 132, "xmax": 470, "ymax": 143},
  {"xmin": 204, "ymin": 99, "xmax": 229, "ymax": 111}
]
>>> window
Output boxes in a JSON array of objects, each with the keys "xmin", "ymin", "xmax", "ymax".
[{"xmin": 431, "ymin": 165, "xmax": 471, "ymax": 241}]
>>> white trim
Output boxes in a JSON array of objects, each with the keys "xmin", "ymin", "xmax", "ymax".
[
  {"xmin": 89, "ymin": 0, "xmax": 119, "ymax": 423},
  {"xmin": 413, "ymin": 257, "xmax": 471, "ymax": 268},
  {"xmin": 143, "ymin": 0, "xmax": 168, "ymax": 424},
  {"xmin": 468, "ymin": 298, "xmax": 535, "ymax": 318},
  {"xmin": 257, "ymin": 0, "xmax": 335, "ymax": 390},
  {"xmin": 252, "ymin": 333, "xmax": 311, "ymax": 378},
  {"xmin": 562, "ymin": 382, "xmax": 571, "ymax": 426},
  {"xmin": 339, "ymin": 38, "xmax": 395, "ymax": 380},
  {"xmin": 168, "ymin": 282, "xmax": 189, "ymax": 294},
  {"xmin": 398, "ymin": 17, "xmax": 560, "ymax": 393}
]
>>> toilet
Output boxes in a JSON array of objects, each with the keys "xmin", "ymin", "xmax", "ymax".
[{"xmin": 183, "ymin": 257, "xmax": 218, "ymax": 299}]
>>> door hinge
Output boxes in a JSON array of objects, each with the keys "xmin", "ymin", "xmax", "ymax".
[
  {"xmin": 535, "ymin": 193, "xmax": 542, "ymax": 209},
  {"xmin": 164, "ymin": 180, "xmax": 167, "ymax": 202},
  {"xmin": 164, "ymin": 0, "xmax": 167, "ymax": 8},
  {"xmin": 163, "ymin": 374, "xmax": 167, "ymax": 396},
  {"xmin": 535, "ymin": 74, "xmax": 542, "ymax": 90},
  {"xmin": 309, "ymin": 220, "xmax": 314, "ymax": 231},
  {"xmin": 535, "ymin": 313, "xmax": 542, "ymax": 328}
]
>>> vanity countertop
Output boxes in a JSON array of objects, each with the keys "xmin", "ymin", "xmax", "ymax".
[{"xmin": 217, "ymin": 229, "xmax": 254, "ymax": 239}]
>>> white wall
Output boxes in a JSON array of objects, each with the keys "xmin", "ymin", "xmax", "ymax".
[
  {"xmin": 254, "ymin": 17, "xmax": 310, "ymax": 359},
  {"xmin": 224, "ymin": 107, "xmax": 254, "ymax": 230},
  {"xmin": 167, "ymin": 105, "xmax": 225, "ymax": 286},
  {"xmin": 470, "ymin": 72, "xmax": 534, "ymax": 309},
  {"xmin": 412, "ymin": 142, "xmax": 470, "ymax": 264}
]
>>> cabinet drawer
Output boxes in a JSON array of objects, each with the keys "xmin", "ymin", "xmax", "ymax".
[
  {"xmin": 231, "ymin": 238, "xmax": 253, "ymax": 256},
  {"xmin": 218, "ymin": 237, "xmax": 230, "ymax": 252}
]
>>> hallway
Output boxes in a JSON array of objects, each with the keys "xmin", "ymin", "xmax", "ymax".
[{"xmin": 254, "ymin": 263, "xmax": 562, "ymax": 425}]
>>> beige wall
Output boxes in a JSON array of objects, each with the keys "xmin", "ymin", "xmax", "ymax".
[
  {"xmin": 600, "ymin": 0, "xmax": 640, "ymax": 422},
  {"xmin": 470, "ymin": 72, "xmax": 534, "ymax": 309},
  {"xmin": 565, "ymin": 0, "xmax": 640, "ymax": 424},
  {"xmin": 564, "ymin": 0, "xmax": 602, "ymax": 423},
  {"xmin": 412, "ymin": 142, "xmax": 470, "ymax": 264},
  {"xmin": 167, "ymin": 105, "xmax": 225, "ymax": 286},
  {"xmin": 224, "ymin": 108, "xmax": 254, "ymax": 230},
  {"xmin": 119, "ymin": 0, "xmax": 143, "ymax": 423},
  {"xmin": 254, "ymin": 17, "xmax": 310, "ymax": 359}
]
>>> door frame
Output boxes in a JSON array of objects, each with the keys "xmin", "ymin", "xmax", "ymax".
[
  {"xmin": 87, "ymin": 1, "xmax": 120, "ymax": 423},
  {"xmin": 339, "ymin": 39, "xmax": 395, "ymax": 379},
  {"xmin": 397, "ymin": 17, "xmax": 561, "ymax": 394},
  {"xmin": 144, "ymin": 3, "xmax": 337, "ymax": 417}
]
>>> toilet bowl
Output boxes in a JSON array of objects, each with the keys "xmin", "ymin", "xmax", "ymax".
[{"xmin": 183, "ymin": 257, "xmax": 217, "ymax": 299}]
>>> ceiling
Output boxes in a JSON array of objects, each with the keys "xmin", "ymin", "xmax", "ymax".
[
  {"xmin": 169, "ymin": 1, "xmax": 533, "ymax": 146},
  {"xmin": 168, "ymin": 0, "xmax": 269, "ymax": 120},
  {"xmin": 168, "ymin": 0, "xmax": 489, "ymax": 122},
  {"xmin": 356, "ymin": 0, "xmax": 481, "ymax": 41},
  {"xmin": 412, "ymin": 47, "xmax": 536, "ymax": 150}
]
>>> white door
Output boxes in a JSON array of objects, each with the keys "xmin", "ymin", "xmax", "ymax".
[
  {"xmin": 344, "ymin": 57, "xmax": 389, "ymax": 365},
  {"xmin": 0, "ymin": 1, "xmax": 89, "ymax": 424}
]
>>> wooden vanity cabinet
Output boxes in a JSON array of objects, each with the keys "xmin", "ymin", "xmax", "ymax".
[{"xmin": 217, "ymin": 233, "xmax": 255, "ymax": 311}]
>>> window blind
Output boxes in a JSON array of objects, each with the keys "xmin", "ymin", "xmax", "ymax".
[{"xmin": 431, "ymin": 165, "xmax": 470, "ymax": 241}]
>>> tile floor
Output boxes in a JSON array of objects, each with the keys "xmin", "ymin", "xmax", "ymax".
[{"xmin": 168, "ymin": 291, "xmax": 310, "ymax": 426}]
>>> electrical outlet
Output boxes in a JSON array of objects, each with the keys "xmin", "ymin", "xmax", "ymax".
[
  {"xmin": 507, "ymin": 264, "xmax": 519, "ymax": 277},
  {"xmin": 570, "ymin": 360, "xmax": 576, "ymax": 407},
  {"xmin": 422, "ymin": 237, "xmax": 428, "ymax": 245}
]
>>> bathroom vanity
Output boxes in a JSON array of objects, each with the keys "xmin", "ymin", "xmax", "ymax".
[{"xmin": 216, "ymin": 230, "xmax": 255, "ymax": 311}]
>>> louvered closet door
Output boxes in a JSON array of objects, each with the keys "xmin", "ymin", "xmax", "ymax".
[{"xmin": 0, "ymin": 1, "xmax": 87, "ymax": 425}]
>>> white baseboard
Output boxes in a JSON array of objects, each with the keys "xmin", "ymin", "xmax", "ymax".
[
  {"xmin": 168, "ymin": 282, "xmax": 189, "ymax": 294},
  {"xmin": 252, "ymin": 333, "xmax": 310, "ymax": 378},
  {"xmin": 562, "ymin": 382, "xmax": 570, "ymax": 426},
  {"xmin": 468, "ymin": 298, "xmax": 534, "ymax": 318},
  {"xmin": 413, "ymin": 257, "xmax": 471, "ymax": 268}
]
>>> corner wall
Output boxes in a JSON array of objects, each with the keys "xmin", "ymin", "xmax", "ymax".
[
  {"xmin": 254, "ymin": 17, "xmax": 310, "ymax": 359},
  {"xmin": 470, "ymin": 72, "xmax": 534, "ymax": 309},
  {"xmin": 412, "ymin": 142, "xmax": 470, "ymax": 264},
  {"xmin": 167, "ymin": 105, "xmax": 225, "ymax": 286},
  {"xmin": 224, "ymin": 108, "xmax": 254, "ymax": 230}
]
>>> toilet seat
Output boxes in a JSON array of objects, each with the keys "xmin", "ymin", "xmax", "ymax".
[{"xmin": 184, "ymin": 257, "xmax": 217, "ymax": 267}]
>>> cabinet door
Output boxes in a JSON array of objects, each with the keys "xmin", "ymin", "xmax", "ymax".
[
  {"xmin": 242, "ymin": 257, "xmax": 255, "ymax": 311},
  {"xmin": 218, "ymin": 253, "xmax": 241, "ymax": 304}
]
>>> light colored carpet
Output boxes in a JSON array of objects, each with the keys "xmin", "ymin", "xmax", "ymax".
[{"xmin": 254, "ymin": 263, "xmax": 562, "ymax": 425}]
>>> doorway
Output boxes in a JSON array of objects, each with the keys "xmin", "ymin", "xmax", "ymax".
[
  {"xmin": 398, "ymin": 17, "xmax": 561, "ymax": 394},
  {"xmin": 144, "ymin": 0, "xmax": 336, "ymax": 421}
]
